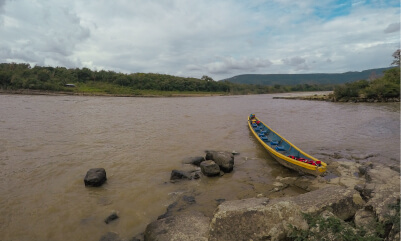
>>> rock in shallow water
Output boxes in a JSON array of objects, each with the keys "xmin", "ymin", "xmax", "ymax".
[
  {"xmin": 104, "ymin": 211, "xmax": 119, "ymax": 224},
  {"xmin": 205, "ymin": 151, "xmax": 234, "ymax": 173},
  {"xmin": 170, "ymin": 170, "xmax": 192, "ymax": 180},
  {"xmin": 84, "ymin": 168, "xmax": 107, "ymax": 187},
  {"xmin": 200, "ymin": 160, "xmax": 220, "ymax": 176},
  {"xmin": 182, "ymin": 156, "xmax": 205, "ymax": 166}
]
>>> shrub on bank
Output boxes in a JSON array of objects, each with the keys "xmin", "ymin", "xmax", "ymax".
[
  {"xmin": 334, "ymin": 67, "xmax": 400, "ymax": 101},
  {"xmin": 288, "ymin": 202, "xmax": 400, "ymax": 241}
]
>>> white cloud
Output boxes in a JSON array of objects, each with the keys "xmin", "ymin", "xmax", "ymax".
[
  {"xmin": 0, "ymin": 0, "xmax": 90, "ymax": 67},
  {"xmin": 0, "ymin": 0, "xmax": 399, "ymax": 80}
]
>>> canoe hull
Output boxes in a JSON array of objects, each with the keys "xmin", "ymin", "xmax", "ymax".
[{"xmin": 248, "ymin": 115, "xmax": 326, "ymax": 176}]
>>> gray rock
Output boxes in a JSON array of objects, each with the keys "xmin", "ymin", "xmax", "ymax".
[
  {"xmin": 104, "ymin": 211, "xmax": 119, "ymax": 224},
  {"xmin": 182, "ymin": 156, "xmax": 205, "ymax": 166},
  {"xmin": 389, "ymin": 165, "xmax": 400, "ymax": 173},
  {"xmin": 209, "ymin": 197, "xmax": 307, "ymax": 241},
  {"xmin": 293, "ymin": 186, "xmax": 365, "ymax": 220},
  {"xmin": 209, "ymin": 186, "xmax": 365, "ymax": 241},
  {"xmin": 200, "ymin": 160, "xmax": 220, "ymax": 176},
  {"xmin": 367, "ymin": 192, "xmax": 400, "ymax": 223},
  {"xmin": 144, "ymin": 212, "xmax": 210, "ymax": 241},
  {"xmin": 365, "ymin": 165, "xmax": 399, "ymax": 185},
  {"xmin": 358, "ymin": 165, "xmax": 370, "ymax": 175},
  {"xmin": 157, "ymin": 195, "xmax": 197, "ymax": 220},
  {"xmin": 84, "ymin": 168, "xmax": 107, "ymax": 187},
  {"xmin": 170, "ymin": 170, "xmax": 192, "ymax": 181},
  {"xmin": 354, "ymin": 209, "xmax": 376, "ymax": 232},
  {"xmin": 354, "ymin": 183, "xmax": 375, "ymax": 200},
  {"xmin": 205, "ymin": 151, "xmax": 234, "ymax": 173}
]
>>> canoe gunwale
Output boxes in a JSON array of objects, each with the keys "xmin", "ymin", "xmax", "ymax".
[{"xmin": 248, "ymin": 116, "xmax": 327, "ymax": 176}]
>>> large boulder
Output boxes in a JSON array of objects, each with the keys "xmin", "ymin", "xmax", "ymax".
[
  {"xmin": 144, "ymin": 212, "xmax": 210, "ymax": 241},
  {"xmin": 209, "ymin": 197, "xmax": 307, "ymax": 241},
  {"xmin": 293, "ymin": 186, "xmax": 365, "ymax": 220},
  {"xmin": 354, "ymin": 209, "xmax": 376, "ymax": 233},
  {"xmin": 364, "ymin": 164, "xmax": 399, "ymax": 186},
  {"xmin": 205, "ymin": 151, "xmax": 234, "ymax": 173},
  {"xmin": 209, "ymin": 186, "xmax": 365, "ymax": 241},
  {"xmin": 84, "ymin": 168, "xmax": 107, "ymax": 187},
  {"xmin": 200, "ymin": 160, "xmax": 220, "ymax": 177},
  {"xmin": 359, "ymin": 165, "xmax": 400, "ymax": 222}
]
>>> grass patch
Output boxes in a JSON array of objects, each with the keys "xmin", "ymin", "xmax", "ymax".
[{"xmin": 288, "ymin": 213, "xmax": 385, "ymax": 241}]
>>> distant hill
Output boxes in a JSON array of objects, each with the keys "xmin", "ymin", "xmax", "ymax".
[{"xmin": 223, "ymin": 67, "xmax": 392, "ymax": 86}]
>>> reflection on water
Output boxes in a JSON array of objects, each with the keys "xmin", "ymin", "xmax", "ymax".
[{"xmin": 0, "ymin": 93, "xmax": 399, "ymax": 241}]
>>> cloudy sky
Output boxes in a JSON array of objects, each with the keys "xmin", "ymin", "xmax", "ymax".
[{"xmin": 0, "ymin": 0, "xmax": 399, "ymax": 80}]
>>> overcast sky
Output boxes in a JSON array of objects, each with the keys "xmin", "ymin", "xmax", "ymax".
[{"xmin": 0, "ymin": 0, "xmax": 399, "ymax": 80}]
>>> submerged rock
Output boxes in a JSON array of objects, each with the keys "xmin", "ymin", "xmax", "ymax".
[
  {"xmin": 104, "ymin": 211, "xmax": 119, "ymax": 224},
  {"xmin": 170, "ymin": 170, "xmax": 192, "ymax": 181},
  {"xmin": 205, "ymin": 151, "xmax": 234, "ymax": 173},
  {"xmin": 84, "ymin": 168, "xmax": 107, "ymax": 187},
  {"xmin": 157, "ymin": 195, "xmax": 197, "ymax": 220},
  {"xmin": 200, "ymin": 160, "xmax": 220, "ymax": 176},
  {"xmin": 182, "ymin": 156, "xmax": 205, "ymax": 166}
]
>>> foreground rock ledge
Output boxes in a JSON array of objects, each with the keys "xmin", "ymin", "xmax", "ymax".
[
  {"xmin": 209, "ymin": 186, "xmax": 364, "ymax": 241},
  {"xmin": 144, "ymin": 162, "xmax": 400, "ymax": 241}
]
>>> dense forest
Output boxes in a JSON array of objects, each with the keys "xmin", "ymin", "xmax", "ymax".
[
  {"xmin": 333, "ymin": 50, "xmax": 400, "ymax": 101},
  {"xmin": 0, "ymin": 63, "xmax": 331, "ymax": 95},
  {"xmin": 0, "ymin": 50, "xmax": 399, "ymax": 97}
]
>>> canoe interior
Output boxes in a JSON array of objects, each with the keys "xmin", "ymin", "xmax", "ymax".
[{"xmin": 248, "ymin": 115, "xmax": 327, "ymax": 175}]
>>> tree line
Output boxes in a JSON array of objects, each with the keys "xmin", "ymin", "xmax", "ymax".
[
  {"xmin": 0, "ymin": 64, "xmax": 231, "ymax": 92},
  {"xmin": 0, "ymin": 63, "xmax": 333, "ymax": 95},
  {"xmin": 3, "ymin": 50, "xmax": 397, "ymax": 97}
]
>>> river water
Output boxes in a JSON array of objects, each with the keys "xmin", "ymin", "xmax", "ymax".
[{"xmin": 0, "ymin": 93, "xmax": 399, "ymax": 241}]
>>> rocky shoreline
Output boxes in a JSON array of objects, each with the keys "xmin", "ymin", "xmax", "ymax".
[
  {"xmin": 273, "ymin": 94, "xmax": 400, "ymax": 103},
  {"xmin": 95, "ymin": 150, "xmax": 400, "ymax": 241}
]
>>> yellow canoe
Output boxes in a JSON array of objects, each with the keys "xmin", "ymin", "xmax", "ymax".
[{"xmin": 248, "ymin": 114, "xmax": 327, "ymax": 176}]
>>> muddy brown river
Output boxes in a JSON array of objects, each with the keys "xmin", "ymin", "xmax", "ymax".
[{"xmin": 0, "ymin": 93, "xmax": 399, "ymax": 241}]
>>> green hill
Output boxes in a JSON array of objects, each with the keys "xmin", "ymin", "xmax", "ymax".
[{"xmin": 223, "ymin": 67, "xmax": 391, "ymax": 86}]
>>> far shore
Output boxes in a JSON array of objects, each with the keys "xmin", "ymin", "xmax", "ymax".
[{"xmin": 0, "ymin": 89, "xmax": 227, "ymax": 97}]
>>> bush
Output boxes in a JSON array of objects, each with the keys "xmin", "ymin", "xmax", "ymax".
[
  {"xmin": 334, "ymin": 67, "xmax": 400, "ymax": 101},
  {"xmin": 288, "ymin": 213, "xmax": 383, "ymax": 241}
]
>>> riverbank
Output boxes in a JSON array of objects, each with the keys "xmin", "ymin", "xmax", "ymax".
[{"xmin": 273, "ymin": 92, "xmax": 401, "ymax": 102}]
